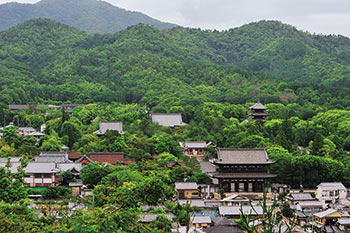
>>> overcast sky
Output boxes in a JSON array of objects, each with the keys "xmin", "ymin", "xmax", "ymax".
[{"xmin": 1, "ymin": 0, "xmax": 350, "ymax": 37}]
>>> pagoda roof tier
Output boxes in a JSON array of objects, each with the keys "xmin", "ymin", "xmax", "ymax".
[
  {"xmin": 214, "ymin": 148, "xmax": 275, "ymax": 165},
  {"xmin": 249, "ymin": 112, "xmax": 268, "ymax": 116},
  {"xmin": 249, "ymin": 102, "xmax": 268, "ymax": 110},
  {"xmin": 212, "ymin": 172, "xmax": 277, "ymax": 179}
]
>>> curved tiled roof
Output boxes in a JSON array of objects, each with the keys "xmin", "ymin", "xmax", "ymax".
[{"xmin": 215, "ymin": 148, "xmax": 275, "ymax": 165}]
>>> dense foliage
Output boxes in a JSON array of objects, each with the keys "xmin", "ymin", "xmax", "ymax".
[
  {"xmin": 0, "ymin": 0, "xmax": 175, "ymax": 33},
  {"xmin": 0, "ymin": 19, "xmax": 350, "ymax": 109}
]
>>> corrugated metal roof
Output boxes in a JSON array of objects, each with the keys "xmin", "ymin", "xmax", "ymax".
[
  {"xmin": 288, "ymin": 193, "xmax": 315, "ymax": 201},
  {"xmin": 314, "ymin": 208, "xmax": 337, "ymax": 218},
  {"xmin": 215, "ymin": 148, "xmax": 275, "ymax": 164},
  {"xmin": 175, "ymin": 182, "xmax": 198, "ymax": 190},
  {"xmin": 151, "ymin": 113, "xmax": 187, "ymax": 127},
  {"xmin": 18, "ymin": 127, "xmax": 36, "ymax": 131},
  {"xmin": 318, "ymin": 182, "xmax": 346, "ymax": 191},
  {"xmin": 192, "ymin": 215, "xmax": 212, "ymax": 224}
]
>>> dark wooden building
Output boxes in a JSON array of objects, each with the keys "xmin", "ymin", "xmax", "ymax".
[
  {"xmin": 212, "ymin": 148, "xmax": 276, "ymax": 193},
  {"xmin": 249, "ymin": 102, "xmax": 268, "ymax": 121}
]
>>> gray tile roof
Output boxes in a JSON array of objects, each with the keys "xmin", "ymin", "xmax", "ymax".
[
  {"xmin": 18, "ymin": 127, "xmax": 36, "ymax": 132},
  {"xmin": 287, "ymin": 193, "xmax": 316, "ymax": 201},
  {"xmin": 219, "ymin": 206, "xmax": 263, "ymax": 216},
  {"xmin": 215, "ymin": 148, "xmax": 275, "ymax": 164},
  {"xmin": 183, "ymin": 141, "xmax": 208, "ymax": 149},
  {"xmin": 57, "ymin": 163, "xmax": 82, "ymax": 173},
  {"xmin": 35, "ymin": 152, "xmax": 69, "ymax": 163},
  {"xmin": 175, "ymin": 182, "xmax": 198, "ymax": 190},
  {"xmin": 151, "ymin": 113, "xmax": 187, "ymax": 127},
  {"xmin": 317, "ymin": 182, "xmax": 346, "ymax": 191},
  {"xmin": 138, "ymin": 213, "xmax": 175, "ymax": 223},
  {"xmin": 0, "ymin": 162, "xmax": 59, "ymax": 173},
  {"xmin": 95, "ymin": 122, "xmax": 123, "ymax": 135},
  {"xmin": 0, "ymin": 157, "xmax": 21, "ymax": 163},
  {"xmin": 298, "ymin": 201, "xmax": 323, "ymax": 208},
  {"xmin": 192, "ymin": 215, "xmax": 212, "ymax": 224},
  {"xmin": 314, "ymin": 208, "xmax": 337, "ymax": 218},
  {"xmin": 28, "ymin": 131, "xmax": 45, "ymax": 136},
  {"xmin": 212, "ymin": 216, "xmax": 237, "ymax": 226},
  {"xmin": 249, "ymin": 102, "xmax": 268, "ymax": 110},
  {"xmin": 178, "ymin": 199, "xmax": 205, "ymax": 208}
]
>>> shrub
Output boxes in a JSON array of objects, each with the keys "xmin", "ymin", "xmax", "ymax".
[{"xmin": 43, "ymin": 186, "xmax": 72, "ymax": 199}]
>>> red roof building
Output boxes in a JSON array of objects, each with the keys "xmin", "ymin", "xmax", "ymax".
[
  {"xmin": 77, "ymin": 152, "xmax": 135, "ymax": 165},
  {"xmin": 69, "ymin": 151, "xmax": 83, "ymax": 161}
]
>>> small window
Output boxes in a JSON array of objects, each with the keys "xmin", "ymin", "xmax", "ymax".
[
  {"xmin": 43, "ymin": 174, "xmax": 51, "ymax": 178},
  {"xmin": 34, "ymin": 174, "xmax": 42, "ymax": 178}
]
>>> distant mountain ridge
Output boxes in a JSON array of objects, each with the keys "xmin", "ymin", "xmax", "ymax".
[
  {"xmin": 0, "ymin": 0, "xmax": 176, "ymax": 34},
  {"xmin": 1, "ymin": 18, "xmax": 350, "ymax": 106}
]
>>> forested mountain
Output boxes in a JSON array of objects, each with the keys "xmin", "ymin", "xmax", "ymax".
[
  {"xmin": 0, "ymin": 0, "xmax": 176, "ymax": 34},
  {"xmin": 1, "ymin": 18, "xmax": 350, "ymax": 108}
]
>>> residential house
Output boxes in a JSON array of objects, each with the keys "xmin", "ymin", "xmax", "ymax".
[
  {"xmin": 271, "ymin": 183, "xmax": 291, "ymax": 194},
  {"xmin": 314, "ymin": 208, "xmax": 343, "ymax": 226},
  {"xmin": 198, "ymin": 184, "xmax": 220, "ymax": 199},
  {"xmin": 296, "ymin": 201, "xmax": 324, "ymax": 213},
  {"xmin": 180, "ymin": 141, "xmax": 211, "ymax": 156},
  {"xmin": 221, "ymin": 194, "xmax": 250, "ymax": 206},
  {"xmin": 219, "ymin": 206, "xmax": 263, "ymax": 220},
  {"xmin": 212, "ymin": 148, "xmax": 276, "ymax": 193},
  {"xmin": 316, "ymin": 182, "xmax": 347, "ymax": 204},
  {"xmin": 0, "ymin": 162, "xmax": 59, "ymax": 187},
  {"xmin": 95, "ymin": 122, "xmax": 123, "ymax": 135},
  {"xmin": 17, "ymin": 127, "xmax": 36, "ymax": 136},
  {"xmin": 40, "ymin": 123, "xmax": 46, "ymax": 133},
  {"xmin": 286, "ymin": 193, "xmax": 317, "ymax": 205},
  {"xmin": 151, "ymin": 113, "xmax": 187, "ymax": 127},
  {"xmin": 28, "ymin": 131, "xmax": 45, "ymax": 140},
  {"xmin": 175, "ymin": 182, "xmax": 201, "ymax": 199},
  {"xmin": 338, "ymin": 218, "xmax": 350, "ymax": 231},
  {"xmin": 192, "ymin": 215, "xmax": 212, "ymax": 228}
]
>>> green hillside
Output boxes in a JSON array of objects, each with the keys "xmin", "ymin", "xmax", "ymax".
[
  {"xmin": 0, "ymin": 0, "xmax": 176, "ymax": 34},
  {"xmin": 0, "ymin": 18, "xmax": 350, "ymax": 109}
]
